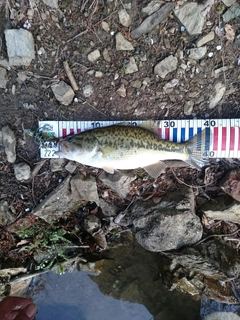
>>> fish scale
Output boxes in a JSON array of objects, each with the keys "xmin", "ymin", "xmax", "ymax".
[{"xmin": 38, "ymin": 119, "xmax": 240, "ymax": 159}]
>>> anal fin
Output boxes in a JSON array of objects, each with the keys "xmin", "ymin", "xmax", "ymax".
[{"xmin": 143, "ymin": 161, "xmax": 167, "ymax": 178}]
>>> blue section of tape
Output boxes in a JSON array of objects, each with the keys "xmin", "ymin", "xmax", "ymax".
[
  {"xmin": 173, "ymin": 128, "xmax": 177, "ymax": 142},
  {"xmin": 181, "ymin": 127, "xmax": 185, "ymax": 142}
]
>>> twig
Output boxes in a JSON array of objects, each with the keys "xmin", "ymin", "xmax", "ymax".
[
  {"xmin": 196, "ymin": 228, "xmax": 240, "ymax": 246},
  {"xmin": 63, "ymin": 60, "xmax": 79, "ymax": 91},
  {"xmin": 66, "ymin": 30, "xmax": 88, "ymax": 43}
]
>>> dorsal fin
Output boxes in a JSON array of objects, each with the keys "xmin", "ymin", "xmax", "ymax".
[{"xmin": 139, "ymin": 120, "xmax": 160, "ymax": 135}]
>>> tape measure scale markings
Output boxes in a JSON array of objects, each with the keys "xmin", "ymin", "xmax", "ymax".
[{"xmin": 38, "ymin": 119, "xmax": 240, "ymax": 159}]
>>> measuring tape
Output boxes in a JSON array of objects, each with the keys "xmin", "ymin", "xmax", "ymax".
[{"xmin": 38, "ymin": 119, "xmax": 240, "ymax": 159}]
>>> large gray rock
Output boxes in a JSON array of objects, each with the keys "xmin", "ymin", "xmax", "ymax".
[
  {"xmin": 131, "ymin": 3, "xmax": 174, "ymax": 39},
  {"xmin": 130, "ymin": 187, "xmax": 203, "ymax": 251},
  {"xmin": 32, "ymin": 174, "xmax": 99, "ymax": 222},
  {"xmin": 5, "ymin": 29, "xmax": 35, "ymax": 66},
  {"xmin": 2, "ymin": 126, "xmax": 16, "ymax": 163}
]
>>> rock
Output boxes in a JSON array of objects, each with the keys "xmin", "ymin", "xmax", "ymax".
[
  {"xmin": 116, "ymin": 84, "xmax": 126, "ymax": 97},
  {"xmin": 42, "ymin": 0, "xmax": 58, "ymax": 8},
  {"xmin": 220, "ymin": 170, "xmax": 240, "ymax": 202},
  {"xmin": 115, "ymin": 32, "xmax": 134, "ymax": 51},
  {"xmin": 0, "ymin": 67, "xmax": 7, "ymax": 88},
  {"xmin": 130, "ymin": 187, "xmax": 202, "ymax": 252},
  {"xmin": 14, "ymin": 163, "xmax": 31, "ymax": 181},
  {"xmin": 131, "ymin": 3, "xmax": 174, "ymax": 39},
  {"xmin": 51, "ymin": 81, "xmax": 74, "ymax": 106},
  {"xmin": 118, "ymin": 9, "xmax": 131, "ymax": 27},
  {"xmin": 221, "ymin": 0, "xmax": 236, "ymax": 6},
  {"xmin": 130, "ymin": 80, "xmax": 142, "ymax": 89},
  {"xmin": 223, "ymin": 4, "xmax": 240, "ymax": 22},
  {"xmin": 64, "ymin": 162, "xmax": 77, "ymax": 174},
  {"xmin": 209, "ymin": 82, "xmax": 226, "ymax": 109},
  {"xmin": 50, "ymin": 158, "xmax": 65, "ymax": 172},
  {"xmin": 125, "ymin": 57, "xmax": 138, "ymax": 74},
  {"xmin": 164, "ymin": 238, "xmax": 240, "ymax": 281},
  {"xmin": 184, "ymin": 100, "xmax": 194, "ymax": 116},
  {"xmin": 196, "ymin": 31, "xmax": 215, "ymax": 47},
  {"xmin": 99, "ymin": 198, "xmax": 117, "ymax": 217},
  {"xmin": 82, "ymin": 84, "xmax": 93, "ymax": 97},
  {"xmin": 2, "ymin": 126, "xmax": 16, "ymax": 163},
  {"xmin": 4, "ymin": 29, "xmax": 35, "ymax": 66},
  {"xmin": 32, "ymin": 175, "xmax": 99, "ymax": 222},
  {"xmin": 0, "ymin": 201, "xmax": 15, "ymax": 226},
  {"xmin": 189, "ymin": 46, "xmax": 207, "ymax": 60},
  {"xmin": 87, "ymin": 49, "xmax": 101, "ymax": 62},
  {"xmin": 142, "ymin": 0, "xmax": 164, "ymax": 16},
  {"xmin": 199, "ymin": 194, "xmax": 240, "ymax": 223},
  {"xmin": 84, "ymin": 215, "xmax": 101, "ymax": 234},
  {"xmin": 154, "ymin": 55, "xmax": 178, "ymax": 79},
  {"xmin": 204, "ymin": 313, "xmax": 240, "ymax": 320},
  {"xmin": 17, "ymin": 71, "xmax": 29, "ymax": 83},
  {"xmin": 174, "ymin": 2, "xmax": 213, "ymax": 35},
  {"xmin": 101, "ymin": 21, "xmax": 110, "ymax": 33},
  {"xmin": 71, "ymin": 174, "xmax": 99, "ymax": 206},
  {"xmin": 95, "ymin": 71, "xmax": 103, "ymax": 78},
  {"xmin": 98, "ymin": 171, "xmax": 136, "ymax": 198},
  {"xmin": 103, "ymin": 48, "xmax": 111, "ymax": 62},
  {"xmin": 163, "ymin": 78, "xmax": 179, "ymax": 91}
]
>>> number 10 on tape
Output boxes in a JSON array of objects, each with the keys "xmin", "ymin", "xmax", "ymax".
[{"xmin": 38, "ymin": 119, "xmax": 240, "ymax": 159}]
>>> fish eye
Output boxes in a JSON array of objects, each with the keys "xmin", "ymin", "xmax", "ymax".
[{"xmin": 68, "ymin": 136, "xmax": 74, "ymax": 142}]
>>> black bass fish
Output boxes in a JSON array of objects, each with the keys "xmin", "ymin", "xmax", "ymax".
[{"xmin": 55, "ymin": 121, "xmax": 210, "ymax": 178}]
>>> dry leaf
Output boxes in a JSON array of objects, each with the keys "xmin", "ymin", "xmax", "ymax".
[{"xmin": 225, "ymin": 24, "xmax": 235, "ymax": 42}]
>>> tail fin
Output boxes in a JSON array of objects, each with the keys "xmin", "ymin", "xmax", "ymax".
[{"xmin": 184, "ymin": 128, "xmax": 212, "ymax": 169}]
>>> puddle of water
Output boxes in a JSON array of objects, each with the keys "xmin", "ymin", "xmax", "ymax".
[{"xmin": 27, "ymin": 269, "xmax": 153, "ymax": 320}]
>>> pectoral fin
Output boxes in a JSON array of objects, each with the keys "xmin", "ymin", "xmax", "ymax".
[
  {"xmin": 143, "ymin": 161, "xmax": 167, "ymax": 178},
  {"xmin": 102, "ymin": 166, "xmax": 115, "ymax": 174}
]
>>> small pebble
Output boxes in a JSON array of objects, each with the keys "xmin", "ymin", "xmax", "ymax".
[
  {"xmin": 208, "ymin": 52, "xmax": 214, "ymax": 57},
  {"xmin": 216, "ymin": 45, "xmax": 222, "ymax": 51}
]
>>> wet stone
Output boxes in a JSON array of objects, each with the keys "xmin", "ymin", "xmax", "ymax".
[{"xmin": 14, "ymin": 162, "xmax": 31, "ymax": 181}]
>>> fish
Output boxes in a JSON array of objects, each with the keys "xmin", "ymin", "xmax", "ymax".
[{"xmin": 55, "ymin": 121, "xmax": 211, "ymax": 178}]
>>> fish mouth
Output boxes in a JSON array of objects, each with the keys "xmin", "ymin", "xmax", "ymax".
[{"xmin": 58, "ymin": 140, "xmax": 74, "ymax": 154}]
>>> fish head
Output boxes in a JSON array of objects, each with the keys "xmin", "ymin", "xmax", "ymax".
[{"xmin": 55, "ymin": 134, "xmax": 98, "ymax": 163}]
